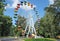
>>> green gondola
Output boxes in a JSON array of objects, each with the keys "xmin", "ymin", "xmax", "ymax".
[
  {"xmin": 14, "ymin": 14, "xmax": 18, "ymax": 16},
  {"xmin": 14, "ymin": 10, "xmax": 18, "ymax": 12},
  {"xmin": 36, "ymin": 12, "xmax": 38, "ymax": 14},
  {"xmin": 33, "ymin": 7, "xmax": 36, "ymax": 11},
  {"xmin": 14, "ymin": 16, "xmax": 17, "ymax": 18},
  {"xmin": 24, "ymin": 1, "xmax": 27, "ymax": 5},
  {"xmin": 35, "ymin": 10, "xmax": 38, "ymax": 12}
]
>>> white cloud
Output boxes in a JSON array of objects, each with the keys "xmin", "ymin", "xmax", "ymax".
[
  {"xmin": 49, "ymin": 0, "xmax": 55, "ymax": 4},
  {"xmin": 11, "ymin": 0, "xmax": 20, "ymax": 8},
  {"xmin": 5, "ymin": 0, "xmax": 20, "ymax": 9}
]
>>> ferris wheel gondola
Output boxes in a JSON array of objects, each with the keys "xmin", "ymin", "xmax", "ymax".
[
  {"xmin": 28, "ymin": 2, "xmax": 30, "ymax": 6},
  {"xmin": 14, "ymin": 8, "xmax": 18, "ymax": 12},
  {"xmin": 17, "ymin": 4, "xmax": 20, "ymax": 8},
  {"xmin": 20, "ymin": 1, "xmax": 23, "ymax": 6},
  {"xmin": 24, "ymin": 1, "xmax": 27, "ymax": 5}
]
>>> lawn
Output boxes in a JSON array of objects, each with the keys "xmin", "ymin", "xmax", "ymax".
[{"xmin": 24, "ymin": 38, "xmax": 57, "ymax": 41}]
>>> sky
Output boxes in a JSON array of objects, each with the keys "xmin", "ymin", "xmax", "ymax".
[{"xmin": 4, "ymin": 0, "xmax": 55, "ymax": 25}]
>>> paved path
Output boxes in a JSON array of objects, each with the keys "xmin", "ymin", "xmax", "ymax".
[
  {"xmin": 0, "ymin": 37, "xmax": 60, "ymax": 41},
  {"xmin": 57, "ymin": 39, "xmax": 60, "ymax": 41},
  {"xmin": 0, "ymin": 37, "xmax": 24, "ymax": 41}
]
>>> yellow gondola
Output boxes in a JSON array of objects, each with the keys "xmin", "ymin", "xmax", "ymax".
[
  {"xmin": 28, "ymin": 2, "xmax": 30, "ymax": 6},
  {"xmin": 18, "ymin": 26, "xmax": 22, "ymax": 30},
  {"xmin": 18, "ymin": 26, "xmax": 21, "ymax": 28},
  {"xmin": 32, "ymin": 34, "xmax": 35, "ymax": 36}
]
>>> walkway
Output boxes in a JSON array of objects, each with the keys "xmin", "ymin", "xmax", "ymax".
[{"xmin": 0, "ymin": 37, "xmax": 24, "ymax": 41}]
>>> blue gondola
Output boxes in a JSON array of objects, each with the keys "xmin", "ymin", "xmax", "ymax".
[{"xmin": 20, "ymin": 1, "xmax": 23, "ymax": 6}]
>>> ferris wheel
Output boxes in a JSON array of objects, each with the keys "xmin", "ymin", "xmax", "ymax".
[{"xmin": 14, "ymin": 0, "xmax": 40, "ymax": 38}]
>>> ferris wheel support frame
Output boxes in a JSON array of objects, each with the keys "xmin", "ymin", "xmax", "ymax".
[{"xmin": 25, "ymin": 14, "xmax": 37, "ymax": 38}]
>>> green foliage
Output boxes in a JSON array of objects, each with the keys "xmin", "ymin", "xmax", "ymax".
[
  {"xmin": 0, "ymin": 15, "xmax": 12, "ymax": 36},
  {"xmin": 10, "ymin": 25, "xmax": 16, "ymax": 36},
  {"xmin": 35, "ymin": 0, "xmax": 60, "ymax": 38},
  {"xmin": 14, "ymin": 15, "xmax": 26, "ymax": 30},
  {"xmin": 13, "ymin": 26, "xmax": 22, "ymax": 36},
  {"xmin": 18, "ymin": 16, "xmax": 26, "ymax": 29},
  {"xmin": 24, "ymin": 38, "xmax": 57, "ymax": 41},
  {"xmin": 13, "ymin": 15, "xmax": 26, "ymax": 36},
  {"xmin": 0, "ymin": 0, "xmax": 12, "ymax": 36}
]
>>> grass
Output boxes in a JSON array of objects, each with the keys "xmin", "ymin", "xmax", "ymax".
[{"xmin": 24, "ymin": 38, "xmax": 57, "ymax": 41}]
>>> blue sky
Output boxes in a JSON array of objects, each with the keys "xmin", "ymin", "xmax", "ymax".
[{"xmin": 4, "ymin": 0, "xmax": 54, "ymax": 25}]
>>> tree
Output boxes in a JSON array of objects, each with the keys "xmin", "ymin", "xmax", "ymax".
[
  {"xmin": 35, "ymin": 0, "xmax": 60, "ymax": 38},
  {"xmin": 45, "ymin": 0, "xmax": 60, "ymax": 36},
  {"xmin": 14, "ymin": 15, "xmax": 26, "ymax": 36},
  {"xmin": 0, "ymin": 0, "xmax": 12, "ymax": 36},
  {"xmin": 0, "ymin": 15, "xmax": 12, "ymax": 36}
]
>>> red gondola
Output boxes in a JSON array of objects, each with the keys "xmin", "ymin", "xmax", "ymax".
[
  {"xmin": 17, "ymin": 4, "xmax": 20, "ymax": 8},
  {"xmin": 17, "ymin": 6, "xmax": 20, "ymax": 8},
  {"xmin": 14, "ymin": 8, "xmax": 18, "ymax": 12},
  {"xmin": 17, "ymin": 4, "xmax": 20, "ymax": 6},
  {"xmin": 31, "ymin": 5, "xmax": 33, "ymax": 8},
  {"xmin": 15, "ymin": 8, "xmax": 18, "ymax": 10}
]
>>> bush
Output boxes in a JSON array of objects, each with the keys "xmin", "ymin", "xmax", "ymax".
[{"xmin": 24, "ymin": 38, "xmax": 57, "ymax": 41}]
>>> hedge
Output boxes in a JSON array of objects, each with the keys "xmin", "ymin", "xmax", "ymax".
[{"xmin": 24, "ymin": 38, "xmax": 57, "ymax": 41}]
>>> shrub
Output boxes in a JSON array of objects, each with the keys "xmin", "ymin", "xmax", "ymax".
[{"xmin": 24, "ymin": 38, "xmax": 57, "ymax": 41}]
